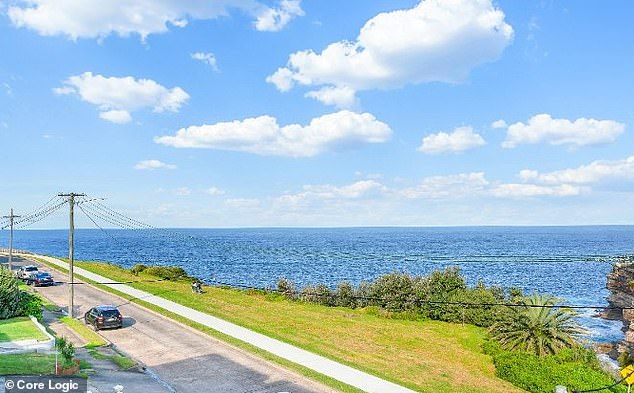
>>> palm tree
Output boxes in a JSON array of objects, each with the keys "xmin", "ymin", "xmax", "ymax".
[{"xmin": 489, "ymin": 293, "xmax": 585, "ymax": 356}]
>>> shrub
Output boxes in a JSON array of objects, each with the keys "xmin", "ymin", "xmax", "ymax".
[
  {"xmin": 143, "ymin": 266, "xmax": 189, "ymax": 281},
  {"xmin": 485, "ymin": 341, "xmax": 625, "ymax": 393},
  {"xmin": 299, "ymin": 284, "xmax": 334, "ymax": 305},
  {"xmin": 439, "ymin": 286, "xmax": 510, "ymax": 327},
  {"xmin": 354, "ymin": 281, "xmax": 373, "ymax": 308},
  {"xmin": 314, "ymin": 284, "xmax": 335, "ymax": 306},
  {"xmin": 277, "ymin": 277, "xmax": 296, "ymax": 299},
  {"xmin": 19, "ymin": 291, "xmax": 43, "ymax": 321},
  {"xmin": 0, "ymin": 267, "xmax": 23, "ymax": 319},
  {"xmin": 369, "ymin": 272, "xmax": 415, "ymax": 312},
  {"xmin": 56, "ymin": 336, "xmax": 76, "ymax": 368},
  {"xmin": 335, "ymin": 281, "xmax": 355, "ymax": 308},
  {"xmin": 420, "ymin": 267, "xmax": 468, "ymax": 320},
  {"xmin": 130, "ymin": 264, "xmax": 147, "ymax": 276},
  {"xmin": 299, "ymin": 285, "xmax": 318, "ymax": 303},
  {"xmin": 285, "ymin": 267, "xmax": 514, "ymax": 328}
]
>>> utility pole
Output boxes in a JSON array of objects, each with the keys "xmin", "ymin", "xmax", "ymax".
[
  {"xmin": 2, "ymin": 209, "xmax": 20, "ymax": 272},
  {"xmin": 59, "ymin": 193, "xmax": 85, "ymax": 318}
]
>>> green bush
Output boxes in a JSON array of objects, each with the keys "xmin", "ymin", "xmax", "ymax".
[
  {"xmin": 314, "ymin": 284, "xmax": 335, "ymax": 306},
  {"xmin": 55, "ymin": 336, "xmax": 75, "ymax": 368},
  {"xmin": 19, "ymin": 292, "xmax": 43, "ymax": 321},
  {"xmin": 276, "ymin": 277, "xmax": 295, "ymax": 299},
  {"xmin": 0, "ymin": 267, "xmax": 42, "ymax": 320},
  {"xmin": 143, "ymin": 266, "xmax": 189, "ymax": 281},
  {"xmin": 335, "ymin": 281, "xmax": 355, "ymax": 308},
  {"xmin": 484, "ymin": 341, "xmax": 625, "ymax": 393},
  {"xmin": 354, "ymin": 281, "xmax": 373, "ymax": 308},
  {"xmin": 417, "ymin": 267, "xmax": 468, "ymax": 320},
  {"xmin": 0, "ymin": 267, "xmax": 23, "ymax": 319},
  {"xmin": 284, "ymin": 267, "xmax": 515, "ymax": 327},
  {"xmin": 299, "ymin": 285, "xmax": 318, "ymax": 303},
  {"xmin": 130, "ymin": 264, "xmax": 147, "ymax": 276},
  {"xmin": 298, "ymin": 284, "xmax": 335, "ymax": 306},
  {"xmin": 369, "ymin": 272, "xmax": 416, "ymax": 312}
]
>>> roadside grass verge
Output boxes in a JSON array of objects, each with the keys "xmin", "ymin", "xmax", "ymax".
[
  {"xmin": 87, "ymin": 348, "xmax": 136, "ymax": 370},
  {"xmin": 0, "ymin": 317, "xmax": 48, "ymax": 342},
  {"xmin": 0, "ymin": 353, "xmax": 56, "ymax": 375},
  {"xmin": 59, "ymin": 316, "xmax": 108, "ymax": 348},
  {"xmin": 35, "ymin": 257, "xmax": 523, "ymax": 393}
]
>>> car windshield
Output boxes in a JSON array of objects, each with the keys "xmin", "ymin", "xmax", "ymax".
[
  {"xmin": 35, "ymin": 273, "xmax": 50, "ymax": 278},
  {"xmin": 101, "ymin": 310, "xmax": 120, "ymax": 317},
  {"xmin": 25, "ymin": 267, "xmax": 38, "ymax": 272}
]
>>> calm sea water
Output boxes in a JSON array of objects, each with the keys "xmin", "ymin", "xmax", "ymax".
[{"xmin": 2, "ymin": 226, "xmax": 632, "ymax": 342}]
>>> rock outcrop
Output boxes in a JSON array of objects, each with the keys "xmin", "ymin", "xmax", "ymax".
[{"xmin": 602, "ymin": 258, "xmax": 634, "ymax": 358}]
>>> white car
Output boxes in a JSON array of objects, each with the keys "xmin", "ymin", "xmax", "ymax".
[{"xmin": 16, "ymin": 265, "xmax": 38, "ymax": 281}]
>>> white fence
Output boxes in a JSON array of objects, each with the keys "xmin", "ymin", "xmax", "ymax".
[{"xmin": 0, "ymin": 248, "xmax": 32, "ymax": 255}]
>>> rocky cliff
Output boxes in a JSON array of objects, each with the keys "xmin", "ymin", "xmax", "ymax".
[{"xmin": 602, "ymin": 258, "xmax": 634, "ymax": 358}]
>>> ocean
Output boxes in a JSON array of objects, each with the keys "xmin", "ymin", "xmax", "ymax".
[{"xmin": 2, "ymin": 226, "xmax": 632, "ymax": 342}]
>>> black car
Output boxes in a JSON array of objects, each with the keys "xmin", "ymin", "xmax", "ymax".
[
  {"xmin": 29, "ymin": 272, "xmax": 54, "ymax": 287},
  {"xmin": 84, "ymin": 305, "xmax": 123, "ymax": 330}
]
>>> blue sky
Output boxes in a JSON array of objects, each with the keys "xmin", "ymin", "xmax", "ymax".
[{"xmin": 1, "ymin": 0, "xmax": 633, "ymax": 228}]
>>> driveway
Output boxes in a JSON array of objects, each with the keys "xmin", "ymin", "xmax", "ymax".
[{"xmin": 3, "ymin": 255, "xmax": 335, "ymax": 393}]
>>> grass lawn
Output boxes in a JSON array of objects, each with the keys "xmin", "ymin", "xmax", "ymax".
[
  {"xmin": 59, "ymin": 316, "xmax": 108, "ymax": 348},
  {"xmin": 0, "ymin": 353, "xmax": 55, "ymax": 375},
  {"xmin": 0, "ymin": 317, "xmax": 48, "ymax": 342},
  {"xmin": 87, "ymin": 348, "xmax": 136, "ymax": 370},
  {"xmin": 48, "ymin": 260, "xmax": 522, "ymax": 393}
]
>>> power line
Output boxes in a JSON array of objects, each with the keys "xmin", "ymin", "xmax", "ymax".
[
  {"xmin": 77, "ymin": 202, "xmax": 168, "ymax": 269},
  {"xmin": 13, "ymin": 198, "xmax": 67, "ymax": 229}
]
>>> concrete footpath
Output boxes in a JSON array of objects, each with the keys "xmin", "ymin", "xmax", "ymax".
[{"xmin": 31, "ymin": 254, "xmax": 416, "ymax": 393}]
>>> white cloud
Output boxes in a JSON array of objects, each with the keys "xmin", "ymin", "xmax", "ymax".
[
  {"xmin": 519, "ymin": 156, "xmax": 634, "ymax": 185},
  {"xmin": 134, "ymin": 160, "xmax": 177, "ymax": 170},
  {"xmin": 225, "ymin": 198, "xmax": 260, "ymax": 209},
  {"xmin": 154, "ymin": 110, "xmax": 392, "ymax": 157},
  {"xmin": 206, "ymin": 187, "xmax": 226, "ymax": 196},
  {"xmin": 8, "ymin": 0, "xmax": 304, "ymax": 40},
  {"xmin": 500, "ymin": 113, "xmax": 625, "ymax": 148},
  {"xmin": 254, "ymin": 0, "xmax": 304, "ymax": 32},
  {"xmin": 267, "ymin": 0, "xmax": 513, "ymax": 107},
  {"xmin": 398, "ymin": 171, "xmax": 584, "ymax": 199},
  {"xmin": 490, "ymin": 183, "xmax": 582, "ymax": 198},
  {"xmin": 55, "ymin": 72, "xmax": 189, "ymax": 123},
  {"xmin": 176, "ymin": 187, "xmax": 192, "ymax": 196},
  {"xmin": 100, "ymin": 110, "xmax": 132, "ymax": 124},
  {"xmin": 191, "ymin": 52, "xmax": 219, "ymax": 72},
  {"xmin": 278, "ymin": 180, "xmax": 386, "ymax": 206},
  {"xmin": 491, "ymin": 119, "xmax": 507, "ymax": 129},
  {"xmin": 418, "ymin": 126, "xmax": 485, "ymax": 154},
  {"xmin": 400, "ymin": 172, "xmax": 489, "ymax": 199},
  {"xmin": 305, "ymin": 86, "xmax": 357, "ymax": 109}
]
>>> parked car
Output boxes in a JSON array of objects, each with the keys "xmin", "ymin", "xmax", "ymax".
[
  {"xmin": 16, "ymin": 265, "xmax": 38, "ymax": 281},
  {"xmin": 84, "ymin": 305, "xmax": 123, "ymax": 330},
  {"xmin": 29, "ymin": 272, "xmax": 55, "ymax": 287}
]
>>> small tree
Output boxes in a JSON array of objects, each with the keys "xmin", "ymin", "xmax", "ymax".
[
  {"xmin": 0, "ymin": 266, "xmax": 23, "ymax": 319},
  {"xmin": 489, "ymin": 293, "xmax": 584, "ymax": 356},
  {"xmin": 56, "ymin": 336, "xmax": 75, "ymax": 368}
]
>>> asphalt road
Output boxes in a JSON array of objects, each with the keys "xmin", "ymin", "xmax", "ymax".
[{"xmin": 2, "ymin": 255, "xmax": 336, "ymax": 393}]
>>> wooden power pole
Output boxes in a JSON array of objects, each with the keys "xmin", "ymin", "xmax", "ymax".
[
  {"xmin": 2, "ymin": 209, "xmax": 20, "ymax": 271},
  {"xmin": 58, "ymin": 193, "xmax": 85, "ymax": 318}
]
